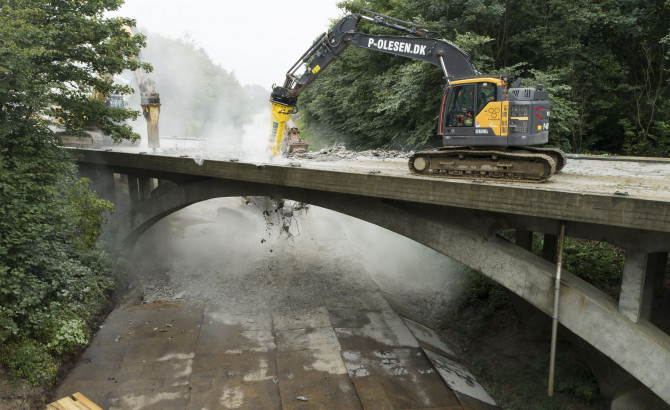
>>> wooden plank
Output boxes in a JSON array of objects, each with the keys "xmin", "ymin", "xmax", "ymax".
[
  {"xmin": 45, "ymin": 393, "xmax": 102, "ymax": 410},
  {"xmin": 72, "ymin": 393, "xmax": 103, "ymax": 410}
]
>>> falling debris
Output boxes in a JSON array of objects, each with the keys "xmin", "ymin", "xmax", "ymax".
[{"xmin": 246, "ymin": 196, "xmax": 308, "ymax": 239}]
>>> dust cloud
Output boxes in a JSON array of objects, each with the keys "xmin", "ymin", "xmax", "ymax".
[
  {"xmin": 129, "ymin": 197, "xmax": 467, "ymax": 325},
  {"xmin": 120, "ymin": 31, "xmax": 272, "ymax": 162}
]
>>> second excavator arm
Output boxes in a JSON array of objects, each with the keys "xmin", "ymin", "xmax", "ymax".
[
  {"xmin": 133, "ymin": 68, "xmax": 161, "ymax": 149},
  {"xmin": 122, "ymin": 25, "xmax": 161, "ymax": 149},
  {"xmin": 268, "ymin": 10, "xmax": 479, "ymax": 155}
]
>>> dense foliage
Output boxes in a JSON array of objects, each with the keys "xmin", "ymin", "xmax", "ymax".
[
  {"xmin": 0, "ymin": 0, "xmax": 145, "ymax": 384},
  {"xmin": 298, "ymin": 0, "xmax": 670, "ymax": 156}
]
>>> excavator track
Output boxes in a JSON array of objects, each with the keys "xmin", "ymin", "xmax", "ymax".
[
  {"xmin": 523, "ymin": 146, "xmax": 567, "ymax": 172},
  {"xmin": 408, "ymin": 147, "xmax": 557, "ymax": 182}
]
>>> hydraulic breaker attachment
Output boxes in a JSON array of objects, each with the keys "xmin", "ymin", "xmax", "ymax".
[
  {"xmin": 142, "ymin": 92, "xmax": 161, "ymax": 149},
  {"xmin": 269, "ymin": 101, "xmax": 294, "ymax": 156}
]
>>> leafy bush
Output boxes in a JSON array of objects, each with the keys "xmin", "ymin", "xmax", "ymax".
[
  {"xmin": 455, "ymin": 268, "xmax": 510, "ymax": 315},
  {"xmin": 506, "ymin": 230, "xmax": 625, "ymax": 296},
  {"xmin": 1, "ymin": 341, "xmax": 58, "ymax": 386},
  {"xmin": 0, "ymin": 136, "xmax": 115, "ymax": 384},
  {"xmin": 47, "ymin": 318, "xmax": 89, "ymax": 356},
  {"xmin": 562, "ymin": 239, "xmax": 624, "ymax": 296},
  {"xmin": 0, "ymin": 305, "xmax": 18, "ymax": 345},
  {"xmin": 536, "ymin": 356, "xmax": 601, "ymax": 403}
]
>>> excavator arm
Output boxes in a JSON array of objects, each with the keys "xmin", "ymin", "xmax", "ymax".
[
  {"xmin": 122, "ymin": 25, "xmax": 161, "ymax": 149},
  {"xmin": 268, "ymin": 10, "xmax": 479, "ymax": 155},
  {"xmin": 134, "ymin": 69, "xmax": 161, "ymax": 149},
  {"xmin": 271, "ymin": 10, "xmax": 478, "ymax": 106}
]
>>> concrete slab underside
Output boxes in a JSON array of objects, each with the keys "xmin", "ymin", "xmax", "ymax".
[{"xmin": 56, "ymin": 294, "xmax": 493, "ymax": 409}]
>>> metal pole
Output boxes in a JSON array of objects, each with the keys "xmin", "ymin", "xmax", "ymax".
[
  {"xmin": 438, "ymin": 54, "xmax": 451, "ymax": 86},
  {"xmin": 548, "ymin": 223, "xmax": 566, "ymax": 396}
]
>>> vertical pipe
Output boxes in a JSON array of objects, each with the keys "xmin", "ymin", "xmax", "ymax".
[
  {"xmin": 548, "ymin": 223, "xmax": 566, "ymax": 396},
  {"xmin": 438, "ymin": 54, "xmax": 451, "ymax": 85}
]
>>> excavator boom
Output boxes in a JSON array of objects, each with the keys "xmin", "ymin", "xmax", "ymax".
[{"xmin": 271, "ymin": 11, "xmax": 477, "ymax": 107}]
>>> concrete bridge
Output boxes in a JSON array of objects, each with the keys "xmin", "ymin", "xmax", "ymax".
[{"xmin": 73, "ymin": 148, "xmax": 670, "ymax": 407}]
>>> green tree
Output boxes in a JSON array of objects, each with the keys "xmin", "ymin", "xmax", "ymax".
[
  {"xmin": 613, "ymin": 0, "xmax": 670, "ymax": 156},
  {"xmin": 0, "ymin": 0, "xmax": 144, "ymax": 384}
]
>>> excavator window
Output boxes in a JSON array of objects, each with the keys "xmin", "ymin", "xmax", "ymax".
[
  {"xmin": 477, "ymin": 82, "xmax": 496, "ymax": 113},
  {"xmin": 105, "ymin": 95, "xmax": 126, "ymax": 109},
  {"xmin": 446, "ymin": 84, "xmax": 476, "ymax": 127}
]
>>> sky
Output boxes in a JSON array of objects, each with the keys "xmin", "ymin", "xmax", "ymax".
[{"xmin": 114, "ymin": 0, "xmax": 344, "ymax": 89}]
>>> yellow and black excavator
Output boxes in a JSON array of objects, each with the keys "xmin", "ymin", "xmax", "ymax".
[
  {"xmin": 59, "ymin": 76, "xmax": 159, "ymax": 149},
  {"xmin": 270, "ymin": 10, "xmax": 565, "ymax": 181}
]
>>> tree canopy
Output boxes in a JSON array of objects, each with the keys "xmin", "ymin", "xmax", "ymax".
[
  {"xmin": 0, "ymin": 0, "xmax": 146, "ymax": 384},
  {"xmin": 297, "ymin": 0, "xmax": 670, "ymax": 156}
]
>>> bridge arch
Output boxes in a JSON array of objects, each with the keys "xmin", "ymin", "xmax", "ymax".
[{"xmin": 103, "ymin": 175, "xmax": 670, "ymax": 404}]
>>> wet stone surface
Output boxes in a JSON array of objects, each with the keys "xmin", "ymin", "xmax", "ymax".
[{"xmin": 56, "ymin": 293, "xmax": 494, "ymax": 409}]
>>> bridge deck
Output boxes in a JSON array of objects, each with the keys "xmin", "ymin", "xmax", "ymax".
[
  {"xmin": 303, "ymin": 155, "xmax": 670, "ymax": 202},
  {"xmin": 72, "ymin": 148, "xmax": 670, "ymax": 234}
]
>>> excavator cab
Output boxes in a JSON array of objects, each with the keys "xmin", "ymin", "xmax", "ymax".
[
  {"xmin": 444, "ymin": 83, "xmax": 476, "ymax": 127},
  {"xmin": 445, "ymin": 80, "xmax": 501, "ymax": 123},
  {"xmin": 439, "ymin": 77, "xmax": 549, "ymax": 147},
  {"xmin": 105, "ymin": 94, "xmax": 127, "ymax": 109}
]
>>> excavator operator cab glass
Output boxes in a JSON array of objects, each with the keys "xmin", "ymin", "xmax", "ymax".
[
  {"xmin": 105, "ymin": 94, "xmax": 126, "ymax": 109},
  {"xmin": 446, "ymin": 84, "xmax": 476, "ymax": 127},
  {"xmin": 478, "ymin": 82, "xmax": 496, "ymax": 113}
]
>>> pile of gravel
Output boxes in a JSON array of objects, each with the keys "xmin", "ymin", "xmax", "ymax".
[{"xmin": 293, "ymin": 143, "xmax": 411, "ymax": 162}]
